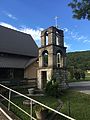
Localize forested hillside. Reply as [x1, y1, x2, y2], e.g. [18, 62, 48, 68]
[66, 51, 90, 70]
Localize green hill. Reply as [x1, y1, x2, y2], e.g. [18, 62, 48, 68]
[66, 50, 90, 70]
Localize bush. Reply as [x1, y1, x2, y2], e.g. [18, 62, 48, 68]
[74, 69, 86, 80]
[45, 80, 60, 98]
[80, 71, 85, 80]
[74, 71, 80, 80]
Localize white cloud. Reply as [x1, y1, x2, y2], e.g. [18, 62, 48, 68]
[0, 22, 43, 46]
[0, 22, 17, 30]
[3, 11, 17, 20]
[20, 27, 44, 40]
[7, 13, 17, 20]
[0, 22, 72, 50]
[64, 42, 72, 52]
[83, 40, 90, 43]
[64, 28, 90, 44]
[1, 22, 89, 51]
[63, 28, 69, 33]
[78, 36, 87, 40]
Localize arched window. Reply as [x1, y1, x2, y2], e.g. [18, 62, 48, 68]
[42, 50, 48, 67]
[56, 35, 59, 45]
[57, 53, 61, 67]
[56, 31, 59, 45]
[45, 31, 48, 45]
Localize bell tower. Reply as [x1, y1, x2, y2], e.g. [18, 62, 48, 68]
[37, 26, 67, 89]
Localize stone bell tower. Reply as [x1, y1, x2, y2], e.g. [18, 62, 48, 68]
[37, 26, 67, 89]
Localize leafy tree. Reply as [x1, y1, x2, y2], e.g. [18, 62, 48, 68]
[67, 51, 90, 70]
[68, 0, 90, 20]
[74, 71, 81, 80]
[68, 66, 75, 80]
[80, 71, 85, 80]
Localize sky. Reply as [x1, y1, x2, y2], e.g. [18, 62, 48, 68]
[0, 0, 90, 52]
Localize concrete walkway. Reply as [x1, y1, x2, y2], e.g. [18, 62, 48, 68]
[69, 81, 90, 94]
[0, 108, 12, 120]
[0, 111, 8, 120]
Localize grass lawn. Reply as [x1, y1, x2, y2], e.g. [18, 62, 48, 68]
[68, 76, 90, 83]
[60, 90, 90, 120]
[2, 95, 59, 120]
[2, 90, 90, 120]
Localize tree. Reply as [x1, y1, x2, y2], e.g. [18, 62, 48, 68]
[67, 51, 90, 70]
[68, 66, 75, 80]
[74, 71, 81, 80]
[68, 0, 90, 20]
[80, 71, 85, 80]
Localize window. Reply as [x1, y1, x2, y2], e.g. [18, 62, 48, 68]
[56, 35, 59, 45]
[45, 31, 48, 45]
[57, 53, 61, 68]
[46, 36, 48, 45]
[42, 51, 48, 67]
[56, 31, 59, 45]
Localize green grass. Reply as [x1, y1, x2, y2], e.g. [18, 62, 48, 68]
[86, 72, 90, 76]
[2, 90, 90, 120]
[2, 96, 59, 120]
[60, 90, 90, 120]
[85, 76, 90, 81]
[31, 96, 59, 108]
[68, 76, 90, 82]
[2, 97, 31, 120]
[85, 72, 90, 81]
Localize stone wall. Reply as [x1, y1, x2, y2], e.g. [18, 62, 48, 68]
[24, 61, 38, 79]
[37, 68, 52, 89]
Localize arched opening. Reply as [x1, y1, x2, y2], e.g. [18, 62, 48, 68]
[56, 35, 59, 45]
[56, 31, 59, 45]
[57, 53, 61, 67]
[57, 51, 63, 68]
[45, 31, 48, 45]
[42, 50, 48, 67]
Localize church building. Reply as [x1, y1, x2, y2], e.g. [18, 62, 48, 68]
[0, 25, 67, 89]
[0, 25, 38, 85]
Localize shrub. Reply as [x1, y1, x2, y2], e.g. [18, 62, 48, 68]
[80, 71, 85, 80]
[74, 71, 80, 80]
[45, 80, 59, 98]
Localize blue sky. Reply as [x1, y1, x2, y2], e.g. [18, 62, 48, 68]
[0, 0, 90, 52]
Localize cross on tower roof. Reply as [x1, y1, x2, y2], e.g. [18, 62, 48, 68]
[54, 16, 59, 28]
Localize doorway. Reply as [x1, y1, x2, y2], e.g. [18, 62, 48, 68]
[41, 71, 47, 88]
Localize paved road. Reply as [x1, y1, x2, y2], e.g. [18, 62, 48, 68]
[69, 81, 90, 88]
[69, 81, 90, 94]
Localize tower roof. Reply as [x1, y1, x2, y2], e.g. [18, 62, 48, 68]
[41, 26, 63, 37]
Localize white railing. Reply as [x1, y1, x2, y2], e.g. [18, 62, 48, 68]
[0, 84, 75, 120]
[0, 107, 13, 120]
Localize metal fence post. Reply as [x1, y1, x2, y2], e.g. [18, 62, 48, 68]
[8, 90, 11, 111]
[0, 84, 75, 120]
[30, 100, 32, 120]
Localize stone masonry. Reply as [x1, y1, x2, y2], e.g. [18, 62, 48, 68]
[37, 26, 67, 89]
